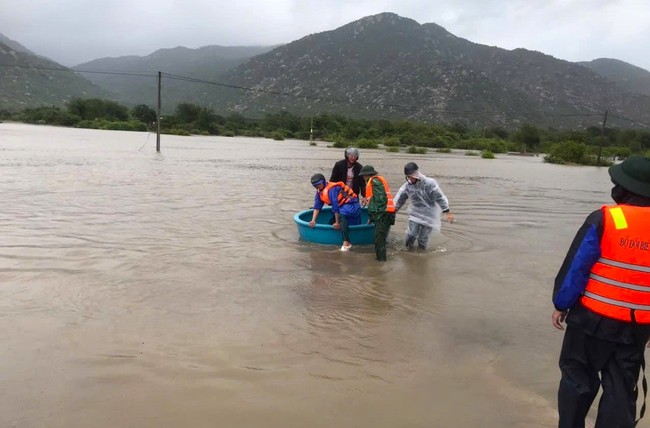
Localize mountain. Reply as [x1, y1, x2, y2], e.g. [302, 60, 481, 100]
[0, 40, 109, 111]
[579, 58, 650, 97]
[214, 13, 650, 128]
[0, 33, 37, 56]
[2, 14, 650, 128]
[74, 45, 275, 107]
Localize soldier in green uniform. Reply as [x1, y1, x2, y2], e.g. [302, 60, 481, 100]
[359, 165, 396, 261]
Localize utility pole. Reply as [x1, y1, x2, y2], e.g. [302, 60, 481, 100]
[156, 71, 162, 152]
[310, 116, 314, 142]
[597, 110, 608, 165]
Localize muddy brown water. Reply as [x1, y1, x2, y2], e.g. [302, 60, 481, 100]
[1, 123, 639, 427]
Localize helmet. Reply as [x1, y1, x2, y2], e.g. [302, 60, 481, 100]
[344, 147, 359, 160]
[608, 155, 650, 197]
[404, 162, 419, 176]
[310, 173, 326, 186]
[359, 165, 378, 176]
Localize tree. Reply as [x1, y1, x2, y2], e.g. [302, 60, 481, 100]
[196, 107, 216, 131]
[175, 103, 202, 123]
[67, 98, 129, 121]
[545, 140, 587, 164]
[512, 124, 541, 152]
[484, 126, 509, 140]
[449, 121, 469, 136]
[131, 104, 157, 124]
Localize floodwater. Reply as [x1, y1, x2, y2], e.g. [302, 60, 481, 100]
[0, 123, 641, 427]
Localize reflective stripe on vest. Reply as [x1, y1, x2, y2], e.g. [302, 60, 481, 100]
[365, 175, 395, 213]
[319, 181, 357, 206]
[580, 204, 650, 323]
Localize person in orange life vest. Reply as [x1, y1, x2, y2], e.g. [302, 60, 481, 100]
[309, 173, 361, 252]
[552, 155, 650, 428]
[359, 165, 395, 261]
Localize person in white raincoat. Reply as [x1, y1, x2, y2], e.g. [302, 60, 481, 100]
[394, 162, 455, 250]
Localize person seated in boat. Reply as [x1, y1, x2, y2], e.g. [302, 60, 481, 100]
[359, 165, 396, 262]
[394, 162, 455, 250]
[330, 147, 366, 204]
[309, 173, 361, 252]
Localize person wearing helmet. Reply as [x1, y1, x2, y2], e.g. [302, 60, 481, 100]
[330, 147, 366, 203]
[309, 172, 361, 251]
[359, 165, 396, 261]
[393, 162, 455, 250]
[552, 155, 650, 428]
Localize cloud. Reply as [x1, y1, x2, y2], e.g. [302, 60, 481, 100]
[0, 0, 648, 70]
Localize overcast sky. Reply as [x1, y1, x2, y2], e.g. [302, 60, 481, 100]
[1, 0, 648, 70]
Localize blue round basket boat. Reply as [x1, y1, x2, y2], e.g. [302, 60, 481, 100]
[294, 207, 375, 245]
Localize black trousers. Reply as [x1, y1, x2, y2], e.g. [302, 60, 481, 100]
[558, 324, 644, 428]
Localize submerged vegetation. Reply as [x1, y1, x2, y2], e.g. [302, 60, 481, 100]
[545, 140, 613, 166]
[2, 98, 649, 165]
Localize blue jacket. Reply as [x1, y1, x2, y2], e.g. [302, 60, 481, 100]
[313, 184, 360, 216]
[553, 194, 650, 344]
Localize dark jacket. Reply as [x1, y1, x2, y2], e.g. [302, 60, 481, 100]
[553, 194, 650, 344]
[330, 159, 366, 197]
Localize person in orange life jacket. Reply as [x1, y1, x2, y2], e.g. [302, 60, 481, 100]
[309, 173, 361, 252]
[359, 165, 395, 261]
[552, 155, 650, 428]
[330, 147, 367, 205]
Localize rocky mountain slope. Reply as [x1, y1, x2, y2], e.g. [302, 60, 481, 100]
[0, 39, 108, 111]
[579, 58, 650, 97]
[216, 13, 650, 128]
[74, 45, 274, 107]
[2, 15, 649, 129]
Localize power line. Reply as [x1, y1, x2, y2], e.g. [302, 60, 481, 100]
[160, 72, 644, 122]
[608, 113, 650, 128]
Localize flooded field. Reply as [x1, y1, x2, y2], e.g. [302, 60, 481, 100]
[0, 123, 633, 427]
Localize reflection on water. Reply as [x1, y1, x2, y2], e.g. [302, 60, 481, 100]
[0, 123, 624, 427]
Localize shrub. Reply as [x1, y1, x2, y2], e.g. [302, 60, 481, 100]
[355, 138, 379, 149]
[386, 146, 399, 152]
[75, 120, 99, 129]
[381, 136, 400, 147]
[167, 128, 191, 136]
[545, 140, 587, 164]
[399, 132, 419, 146]
[67, 98, 129, 121]
[331, 137, 347, 148]
[484, 139, 510, 154]
[20, 107, 81, 126]
[481, 150, 495, 159]
[435, 147, 451, 153]
[407, 146, 427, 154]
